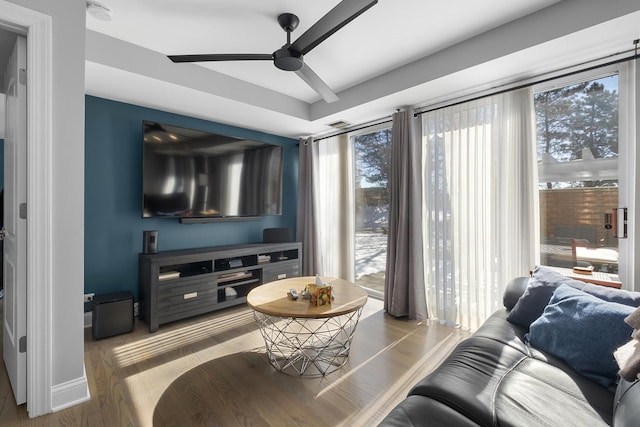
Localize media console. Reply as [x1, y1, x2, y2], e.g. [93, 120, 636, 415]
[139, 242, 301, 332]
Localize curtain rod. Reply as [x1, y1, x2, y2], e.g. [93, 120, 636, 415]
[414, 43, 639, 118]
[310, 42, 639, 141]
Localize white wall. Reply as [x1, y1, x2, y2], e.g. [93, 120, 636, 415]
[7, 0, 86, 410]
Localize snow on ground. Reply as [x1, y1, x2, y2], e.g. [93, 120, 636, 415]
[355, 232, 387, 279]
[356, 205, 388, 231]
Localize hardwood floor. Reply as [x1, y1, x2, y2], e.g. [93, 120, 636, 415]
[0, 298, 470, 426]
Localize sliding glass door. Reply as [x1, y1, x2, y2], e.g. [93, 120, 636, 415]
[535, 68, 620, 277]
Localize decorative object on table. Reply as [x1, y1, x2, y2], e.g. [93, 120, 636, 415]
[306, 275, 333, 306]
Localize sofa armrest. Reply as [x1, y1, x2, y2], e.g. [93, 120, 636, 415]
[503, 277, 530, 311]
[614, 379, 640, 427]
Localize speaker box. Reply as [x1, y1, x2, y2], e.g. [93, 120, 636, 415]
[143, 230, 158, 254]
[92, 291, 134, 340]
[263, 227, 291, 243]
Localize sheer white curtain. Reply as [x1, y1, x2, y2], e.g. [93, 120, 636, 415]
[422, 88, 538, 330]
[314, 134, 356, 280]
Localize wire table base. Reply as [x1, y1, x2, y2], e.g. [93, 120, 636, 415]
[253, 307, 364, 377]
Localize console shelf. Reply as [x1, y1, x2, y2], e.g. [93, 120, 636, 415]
[139, 242, 301, 332]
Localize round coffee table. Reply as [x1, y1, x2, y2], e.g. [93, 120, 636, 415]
[247, 276, 368, 377]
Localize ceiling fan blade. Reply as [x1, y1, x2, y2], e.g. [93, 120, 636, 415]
[295, 64, 339, 103]
[291, 0, 378, 55]
[168, 53, 273, 63]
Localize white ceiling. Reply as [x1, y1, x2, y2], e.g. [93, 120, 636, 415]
[84, 0, 640, 139]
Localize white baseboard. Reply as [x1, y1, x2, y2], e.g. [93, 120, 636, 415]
[83, 311, 92, 328]
[50, 366, 90, 412]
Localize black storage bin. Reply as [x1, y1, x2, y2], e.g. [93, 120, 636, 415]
[92, 291, 134, 340]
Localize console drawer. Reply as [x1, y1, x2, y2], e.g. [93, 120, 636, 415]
[158, 278, 217, 309]
[262, 261, 300, 283]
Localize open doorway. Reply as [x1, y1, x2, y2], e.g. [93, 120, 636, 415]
[0, 25, 23, 407]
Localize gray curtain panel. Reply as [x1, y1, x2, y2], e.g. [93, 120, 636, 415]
[384, 110, 428, 320]
[296, 136, 319, 275]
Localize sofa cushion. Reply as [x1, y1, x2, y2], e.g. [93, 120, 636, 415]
[495, 357, 613, 426]
[377, 395, 480, 427]
[408, 336, 527, 426]
[473, 309, 530, 355]
[507, 265, 640, 328]
[527, 285, 635, 387]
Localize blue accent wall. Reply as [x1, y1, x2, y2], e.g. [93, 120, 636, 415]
[84, 96, 298, 299]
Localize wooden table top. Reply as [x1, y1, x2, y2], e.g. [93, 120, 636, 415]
[247, 276, 368, 318]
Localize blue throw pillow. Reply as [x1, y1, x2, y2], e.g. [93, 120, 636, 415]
[507, 265, 640, 328]
[527, 285, 635, 387]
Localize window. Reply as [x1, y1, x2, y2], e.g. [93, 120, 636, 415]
[535, 72, 619, 274]
[352, 126, 392, 297]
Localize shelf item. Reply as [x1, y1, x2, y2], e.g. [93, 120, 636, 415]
[139, 242, 301, 332]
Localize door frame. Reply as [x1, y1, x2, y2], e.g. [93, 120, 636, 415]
[619, 60, 639, 292]
[0, 2, 52, 417]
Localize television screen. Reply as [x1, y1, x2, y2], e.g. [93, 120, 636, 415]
[142, 121, 283, 218]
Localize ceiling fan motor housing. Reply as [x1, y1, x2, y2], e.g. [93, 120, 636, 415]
[273, 47, 304, 71]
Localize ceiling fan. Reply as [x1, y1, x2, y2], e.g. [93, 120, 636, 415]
[167, 0, 378, 103]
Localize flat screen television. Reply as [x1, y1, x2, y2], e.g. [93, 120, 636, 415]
[142, 121, 283, 219]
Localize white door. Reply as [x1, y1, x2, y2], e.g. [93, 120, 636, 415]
[3, 34, 27, 405]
